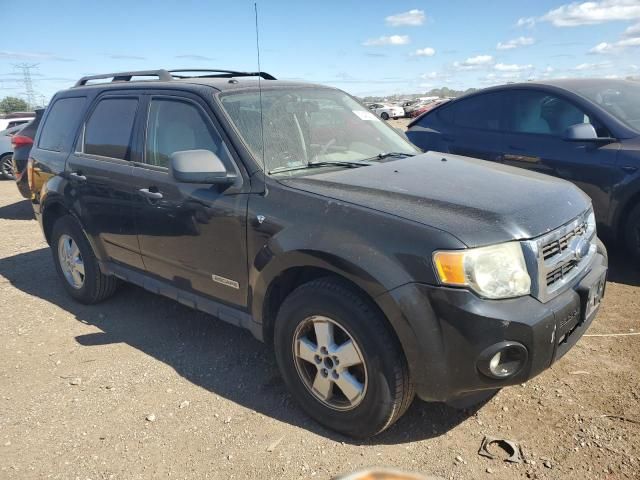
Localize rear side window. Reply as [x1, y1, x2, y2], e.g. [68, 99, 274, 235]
[447, 93, 502, 130]
[38, 97, 86, 152]
[84, 98, 138, 160]
[145, 98, 232, 168]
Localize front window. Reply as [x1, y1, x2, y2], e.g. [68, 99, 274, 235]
[572, 81, 640, 133]
[220, 87, 418, 176]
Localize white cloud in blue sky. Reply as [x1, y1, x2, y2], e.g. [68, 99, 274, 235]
[1, 0, 640, 99]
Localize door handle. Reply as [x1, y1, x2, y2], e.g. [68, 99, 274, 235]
[621, 165, 638, 174]
[139, 188, 163, 199]
[69, 171, 87, 181]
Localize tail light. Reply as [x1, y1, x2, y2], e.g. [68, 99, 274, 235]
[11, 135, 34, 148]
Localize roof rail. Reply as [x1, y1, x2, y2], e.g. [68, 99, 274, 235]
[74, 69, 173, 87]
[168, 69, 276, 80]
[74, 68, 276, 87]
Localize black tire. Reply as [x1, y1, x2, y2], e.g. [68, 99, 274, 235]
[0, 153, 15, 180]
[380, 112, 390, 120]
[274, 277, 414, 438]
[51, 215, 119, 304]
[624, 203, 640, 263]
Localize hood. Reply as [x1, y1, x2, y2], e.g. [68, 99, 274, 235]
[280, 152, 591, 247]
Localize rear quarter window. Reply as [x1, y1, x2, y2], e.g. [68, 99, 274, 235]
[38, 97, 87, 152]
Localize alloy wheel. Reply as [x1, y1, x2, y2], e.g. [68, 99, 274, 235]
[57, 234, 85, 289]
[292, 315, 368, 411]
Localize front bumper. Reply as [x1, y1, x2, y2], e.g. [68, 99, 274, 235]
[377, 252, 607, 402]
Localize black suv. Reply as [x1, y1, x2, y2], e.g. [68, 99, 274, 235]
[30, 69, 608, 438]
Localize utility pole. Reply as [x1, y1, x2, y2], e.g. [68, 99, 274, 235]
[13, 63, 39, 110]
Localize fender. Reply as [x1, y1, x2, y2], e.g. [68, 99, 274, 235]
[39, 177, 109, 263]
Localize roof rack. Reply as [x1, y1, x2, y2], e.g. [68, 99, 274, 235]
[74, 68, 276, 87]
[168, 69, 276, 80]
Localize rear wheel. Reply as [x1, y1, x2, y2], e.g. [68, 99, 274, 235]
[274, 277, 414, 438]
[51, 215, 119, 304]
[0, 154, 14, 180]
[381, 112, 390, 120]
[624, 204, 640, 263]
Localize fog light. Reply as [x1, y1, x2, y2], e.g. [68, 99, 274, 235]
[478, 342, 528, 380]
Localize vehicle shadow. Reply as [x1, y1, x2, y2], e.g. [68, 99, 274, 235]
[0, 247, 479, 445]
[606, 247, 640, 287]
[0, 198, 34, 220]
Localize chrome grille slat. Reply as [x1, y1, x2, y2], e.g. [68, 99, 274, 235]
[522, 209, 596, 303]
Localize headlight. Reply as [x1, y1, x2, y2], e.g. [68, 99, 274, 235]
[433, 242, 531, 299]
[586, 209, 596, 232]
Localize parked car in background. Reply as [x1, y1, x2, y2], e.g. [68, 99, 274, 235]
[406, 79, 640, 260]
[0, 124, 25, 180]
[11, 108, 44, 197]
[28, 69, 607, 438]
[367, 103, 404, 120]
[0, 111, 35, 131]
[409, 98, 450, 118]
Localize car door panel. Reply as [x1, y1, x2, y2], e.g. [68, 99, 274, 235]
[501, 89, 618, 224]
[65, 94, 144, 269]
[133, 92, 249, 307]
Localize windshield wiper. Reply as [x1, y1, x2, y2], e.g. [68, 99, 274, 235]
[366, 152, 416, 162]
[269, 160, 372, 175]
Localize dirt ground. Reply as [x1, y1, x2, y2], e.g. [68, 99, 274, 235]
[0, 176, 638, 480]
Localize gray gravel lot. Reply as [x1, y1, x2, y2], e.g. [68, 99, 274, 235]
[0, 178, 638, 480]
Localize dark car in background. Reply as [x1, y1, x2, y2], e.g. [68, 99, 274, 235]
[11, 108, 44, 197]
[406, 79, 640, 260]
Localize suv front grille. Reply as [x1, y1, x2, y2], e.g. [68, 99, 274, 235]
[522, 210, 596, 303]
[541, 222, 587, 261]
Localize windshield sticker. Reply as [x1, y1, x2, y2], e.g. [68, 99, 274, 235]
[352, 110, 379, 121]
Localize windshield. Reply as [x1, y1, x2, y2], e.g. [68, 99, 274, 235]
[219, 87, 419, 175]
[574, 82, 640, 133]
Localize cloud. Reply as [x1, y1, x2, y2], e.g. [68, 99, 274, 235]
[494, 63, 534, 72]
[362, 35, 410, 46]
[364, 52, 388, 58]
[412, 47, 436, 57]
[385, 9, 426, 27]
[573, 61, 611, 70]
[516, 17, 537, 28]
[542, 0, 640, 27]
[108, 54, 146, 60]
[497, 36, 535, 50]
[0, 51, 74, 62]
[590, 34, 640, 53]
[175, 54, 215, 61]
[623, 22, 640, 37]
[453, 55, 494, 70]
[421, 71, 452, 81]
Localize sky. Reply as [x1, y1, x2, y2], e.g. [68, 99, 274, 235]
[1, 0, 640, 102]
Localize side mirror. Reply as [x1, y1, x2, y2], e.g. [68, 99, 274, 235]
[563, 123, 616, 143]
[170, 149, 235, 184]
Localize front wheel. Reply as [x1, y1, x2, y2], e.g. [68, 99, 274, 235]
[274, 277, 414, 438]
[0, 154, 15, 180]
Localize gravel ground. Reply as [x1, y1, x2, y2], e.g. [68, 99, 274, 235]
[0, 176, 638, 480]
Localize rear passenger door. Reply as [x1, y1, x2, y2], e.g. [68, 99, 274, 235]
[66, 93, 145, 269]
[410, 93, 505, 161]
[132, 92, 249, 307]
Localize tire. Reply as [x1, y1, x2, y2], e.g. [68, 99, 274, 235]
[51, 215, 119, 304]
[0, 154, 15, 180]
[380, 112, 389, 120]
[624, 203, 640, 263]
[274, 277, 414, 438]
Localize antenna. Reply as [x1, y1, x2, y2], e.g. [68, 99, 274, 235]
[254, 2, 267, 192]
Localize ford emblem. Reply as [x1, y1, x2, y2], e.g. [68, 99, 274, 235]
[569, 236, 590, 261]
